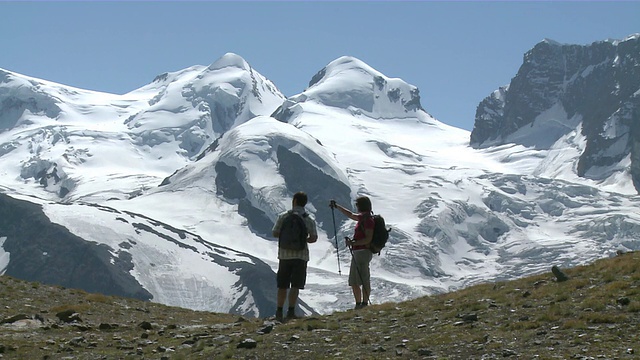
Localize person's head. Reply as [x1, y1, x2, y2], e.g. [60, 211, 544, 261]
[355, 196, 372, 213]
[293, 191, 308, 207]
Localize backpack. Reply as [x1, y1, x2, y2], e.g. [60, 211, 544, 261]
[278, 211, 308, 251]
[363, 214, 391, 255]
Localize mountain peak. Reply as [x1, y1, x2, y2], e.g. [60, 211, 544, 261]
[307, 55, 380, 89]
[208, 53, 251, 71]
[326, 55, 379, 74]
[541, 38, 563, 47]
[281, 55, 425, 118]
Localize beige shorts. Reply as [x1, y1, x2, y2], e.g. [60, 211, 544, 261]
[348, 249, 373, 288]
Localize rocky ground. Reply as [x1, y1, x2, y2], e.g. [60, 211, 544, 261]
[1, 251, 638, 359]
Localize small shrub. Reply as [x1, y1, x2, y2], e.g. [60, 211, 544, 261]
[580, 298, 606, 311]
[85, 293, 110, 303]
[603, 280, 629, 293]
[50, 303, 90, 313]
[579, 312, 627, 324]
[562, 318, 587, 329]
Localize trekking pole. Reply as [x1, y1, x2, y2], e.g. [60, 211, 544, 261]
[330, 205, 342, 275]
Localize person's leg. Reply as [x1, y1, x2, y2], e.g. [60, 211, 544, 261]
[277, 288, 287, 307]
[348, 255, 362, 306]
[360, 251, 373, 305]
[351, 284, 362, 304]
[276, 260, 292, 321]
[287, 287, 299, 318]
[351, 250, 372, 307]
[287, 287, 299, 306]
[287, 260, 307, 319]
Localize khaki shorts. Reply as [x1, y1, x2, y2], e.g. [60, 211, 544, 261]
[348, 249, 372, 289]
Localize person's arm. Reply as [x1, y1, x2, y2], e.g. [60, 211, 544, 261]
[331, 202, 359, 221]
[307, 233, 318, 243]
[306, 217, 318, 243]
[272, 214, 283, 238]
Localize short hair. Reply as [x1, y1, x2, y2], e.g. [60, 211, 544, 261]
[355, 196, 372, 212]
[293, 191, 308, 206]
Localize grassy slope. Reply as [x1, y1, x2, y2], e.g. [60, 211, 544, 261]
[1, 251, 638, 359]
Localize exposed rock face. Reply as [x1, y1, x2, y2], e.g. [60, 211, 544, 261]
[471, 35, 640, 191]
[0, 193, 152, 300]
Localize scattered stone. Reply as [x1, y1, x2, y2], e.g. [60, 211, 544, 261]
[396, 349, 403, 356]
[522, 290, 532, 298]
[237, 338, 257, 349]
[138, 321, 153, 330]
[98, 323, 114, 330]
[617, 297, 630, 306]
[289, 335, 300, 342]
[551, 265, 569, 282]
[627, 348, 634, 354]
[417, 348, 434, 356]
[502, 349, 518, 357]
[533, 280, 548, 287]
[55, 310, 81, 323]
[68, 336, 85, 347]
[372, 345, 386, 352]
[1, 314, 30, 324]
[458, 313, 478, 323]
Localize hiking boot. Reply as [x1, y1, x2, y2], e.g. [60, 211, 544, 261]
[275, 309, 284, 322]
[354, 302, 369, 310]
[286, 312, 299, 321]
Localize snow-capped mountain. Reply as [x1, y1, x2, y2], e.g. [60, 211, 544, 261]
[471, 34, 640, 192]
[1, 37, 640, 318]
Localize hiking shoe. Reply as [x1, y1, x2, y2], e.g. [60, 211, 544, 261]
[354, 302, 369, 310]
[286, 312, 299, 321]
[275, 309, 284, 323]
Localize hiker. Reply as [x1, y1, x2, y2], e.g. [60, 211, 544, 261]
[329, 196, 374, 309]
[272, 191, 318, 322]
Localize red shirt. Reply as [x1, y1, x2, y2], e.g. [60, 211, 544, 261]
[352, 213, 375, 250]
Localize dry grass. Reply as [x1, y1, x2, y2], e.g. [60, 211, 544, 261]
[1, 251, 639, 359]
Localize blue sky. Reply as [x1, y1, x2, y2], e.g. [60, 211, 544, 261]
[1, 1, 638, 131]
